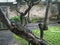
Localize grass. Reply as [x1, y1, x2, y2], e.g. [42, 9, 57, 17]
[14, 25, 60, 45]
[31, 18, 44, 23]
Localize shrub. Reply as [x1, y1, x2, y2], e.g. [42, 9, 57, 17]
[10, 16, 20, 22]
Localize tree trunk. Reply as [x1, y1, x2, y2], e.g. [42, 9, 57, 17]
[57, 2, 60, 20]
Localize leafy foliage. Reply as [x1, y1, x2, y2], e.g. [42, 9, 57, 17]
[10, 16, 20, 22]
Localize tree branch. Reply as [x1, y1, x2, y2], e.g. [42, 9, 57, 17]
[19, 0, 41, 24]
[16, 9, 23, 14]
[32, 0, 41, 6]
[0, 8, 47, 45]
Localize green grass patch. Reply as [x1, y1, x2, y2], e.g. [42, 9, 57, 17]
[14, 25, 60, 45]
[14, 35, 28, 45]
[31, 18, 44, 23]
[10, 16, 20, 22]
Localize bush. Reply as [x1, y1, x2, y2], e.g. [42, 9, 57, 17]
[10, 16, 20, 22]
[10, 16, 28, 24]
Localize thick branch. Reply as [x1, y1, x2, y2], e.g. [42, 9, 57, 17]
[43, 0, 51, 30]
[16, 0, 41, 24]
[10, 22, 47, 45]
[11, 22, 41, 45]
[20, 5, 33, 24]
[0, 8, 11, 28]
[16, 9, 23, 14]
[0, 8, 47, 45]
[16, 0, 41, 16]
[32, 0, 41, 6]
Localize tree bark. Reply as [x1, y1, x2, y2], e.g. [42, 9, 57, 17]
[0, 7, 47, 45]
[57, 2, 60, 19]
[11, 22, 40, 45]
[10, 22, 47, 45]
